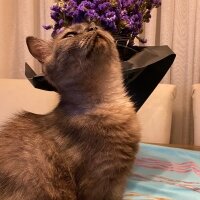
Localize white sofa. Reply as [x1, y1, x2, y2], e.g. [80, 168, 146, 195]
[0, 79, 176, 144]
[192, 84, 200, 146]
[0, 79, 59, 124]
[138, 84, 176, 144]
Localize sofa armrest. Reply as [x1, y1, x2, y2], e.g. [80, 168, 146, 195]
[138, 84, 176, 144]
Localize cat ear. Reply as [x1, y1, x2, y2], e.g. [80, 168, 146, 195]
[26, 36, 52, 63]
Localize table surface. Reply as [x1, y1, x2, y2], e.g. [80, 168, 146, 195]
[149, 143, 200, 151]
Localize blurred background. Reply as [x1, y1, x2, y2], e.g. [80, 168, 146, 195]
[0, 0, 53, 77]
[0, 0, 200, 145]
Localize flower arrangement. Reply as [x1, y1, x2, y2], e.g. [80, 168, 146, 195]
[44, 0, 161, 44]
[28, 0, 175, 111]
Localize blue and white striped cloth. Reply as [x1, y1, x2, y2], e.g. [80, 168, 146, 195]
[124, 143, 200, 200]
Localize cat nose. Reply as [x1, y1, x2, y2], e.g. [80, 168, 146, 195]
[88, 22, 98, 32]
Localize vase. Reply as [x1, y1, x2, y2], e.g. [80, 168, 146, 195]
[116, 43, 176, 111]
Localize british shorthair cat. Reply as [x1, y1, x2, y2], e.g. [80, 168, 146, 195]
[0, 23, 140, 200]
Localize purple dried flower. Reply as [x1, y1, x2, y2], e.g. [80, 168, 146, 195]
[78, 1, 95, 12]
[50, 11, 60, 21]
[44, 0, 162, 43]
[42, 25, 53, 30]
[93, 0, 105, 4]
[143, 10, 152, 22]
[140, 38, 147, 43]
[56, 27, 65, 34]
[97, 2, 112, 11]
[100, 11, 116, 25]
[63, 0, 78, 15]
[120, 9, 128, 16]
[121, 0, 136, 9]
[59, 19, 64, 26]
[105, 11, 117, 21]
[151, 0, 161, 7]
[50, 4, 61, 12]
[119, 15, 133, 33]
[85, 9, 100, 22]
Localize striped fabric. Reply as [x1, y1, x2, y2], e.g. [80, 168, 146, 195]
[124, 143, 200, 200]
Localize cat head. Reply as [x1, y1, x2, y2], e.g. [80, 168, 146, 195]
[26, 23, 120, 92]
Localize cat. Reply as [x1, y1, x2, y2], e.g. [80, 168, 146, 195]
[0, 22, 140, 200]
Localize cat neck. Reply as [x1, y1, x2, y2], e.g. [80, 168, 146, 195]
[56, 70, 128, 115]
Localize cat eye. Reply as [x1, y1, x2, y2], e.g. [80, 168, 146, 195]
[62, 31, 77, 39]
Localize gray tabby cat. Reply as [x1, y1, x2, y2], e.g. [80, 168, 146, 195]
[0, 23, 140, 200]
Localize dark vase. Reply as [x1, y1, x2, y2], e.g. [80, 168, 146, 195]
[116, 43, 176, 111]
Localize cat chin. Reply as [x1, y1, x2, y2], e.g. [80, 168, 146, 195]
[84, 37, 112, 60]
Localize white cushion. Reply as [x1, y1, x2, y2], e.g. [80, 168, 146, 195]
[192, 84, 200, 146]
[0, 79, 59, 126]
[138, 84, 176, 144]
